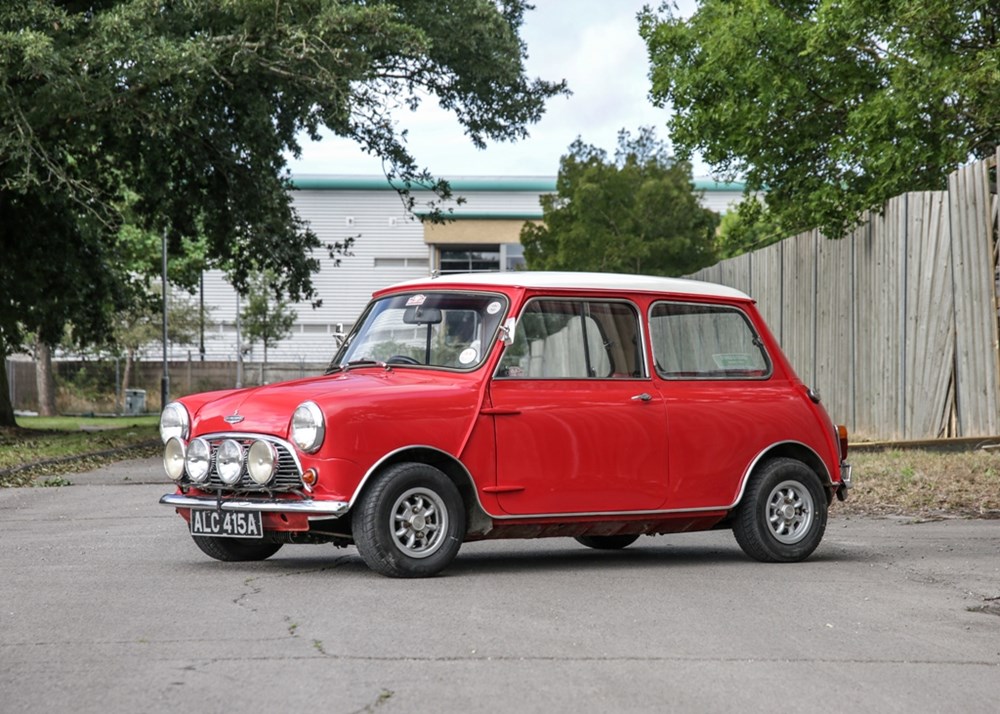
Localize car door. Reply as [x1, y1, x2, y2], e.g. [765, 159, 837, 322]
[488, 297, 669, 515]
[647, 300, 786, 509]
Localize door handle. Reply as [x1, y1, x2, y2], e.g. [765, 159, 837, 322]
[631, 393, 652, 402]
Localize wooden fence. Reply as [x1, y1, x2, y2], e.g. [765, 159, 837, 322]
[689, 153, 1000, 441]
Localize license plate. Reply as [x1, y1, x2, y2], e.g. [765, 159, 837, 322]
[189, 509, 263, 539]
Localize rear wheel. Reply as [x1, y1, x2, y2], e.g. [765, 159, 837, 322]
[733, 457, 827, 562]
[191, 535, 283, 562]
[352, 462, 466, 578]
[574, 534, 640, 550]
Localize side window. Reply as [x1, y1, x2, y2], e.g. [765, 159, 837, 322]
[649, 302, 771, 380]
[497, 300, 644, 379]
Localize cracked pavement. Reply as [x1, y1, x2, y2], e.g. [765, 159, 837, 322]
[1, 458, 999, 713]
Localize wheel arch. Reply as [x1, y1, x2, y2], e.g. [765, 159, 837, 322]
[351, 446, 493, 537]
[738, 442, 835, 506]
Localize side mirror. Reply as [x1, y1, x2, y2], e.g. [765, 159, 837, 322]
[499, 317, 516, 346]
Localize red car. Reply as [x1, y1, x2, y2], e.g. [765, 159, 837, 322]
[160, 272, 851, 577]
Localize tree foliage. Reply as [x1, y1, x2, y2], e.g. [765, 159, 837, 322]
[113, 286, 208, 393]
[715, 200, 785, 259]
[521, 128, 719, 276]
[640, 0, 1000, 238]
[0, 0, 565, 425]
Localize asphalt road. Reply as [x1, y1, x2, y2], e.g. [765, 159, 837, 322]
[1, 458, 999, 714]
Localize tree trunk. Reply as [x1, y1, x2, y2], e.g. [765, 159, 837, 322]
[122, 349, 134, 394]
[0, 335, 17, 428]
[35, 340, 57, 416]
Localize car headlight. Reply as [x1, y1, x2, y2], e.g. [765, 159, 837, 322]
[290, 401, 325, 453]
[163, 437, 186, 482]
[247, 440, 278, 486]
[185, 437, 211, 484]
[159, 402, 190, 444]
[217, 439, 244, 485]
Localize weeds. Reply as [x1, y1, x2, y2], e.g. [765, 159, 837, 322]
[841, 448, 1000, 518]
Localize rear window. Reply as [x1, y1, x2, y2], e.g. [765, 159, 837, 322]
[649, 302, 770, 380]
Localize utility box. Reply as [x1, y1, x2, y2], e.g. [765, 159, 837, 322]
[124, 389, 146, 416]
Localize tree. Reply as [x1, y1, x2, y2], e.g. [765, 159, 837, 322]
[112, 287, 208, 396]
[521, 128, 719, 276]
[715, 200, 785, 260]
[0, 1, 565, 426]
[34, 340, 57, 417]
[240, 271, 297, 384]
[640, 0, 1000, 239]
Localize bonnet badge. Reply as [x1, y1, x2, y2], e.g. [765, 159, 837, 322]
[224, 412, 245, 424]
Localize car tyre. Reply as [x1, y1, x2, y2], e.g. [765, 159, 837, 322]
[191, 535, 283, 562]
[733, 457, 827, 562]
[352, 462, 465, 578]
[574, 534, 640, 550]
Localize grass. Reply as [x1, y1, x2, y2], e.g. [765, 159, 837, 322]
[839, 447, 1000, 519]
[0, 415, 160, 487]
[2, 416, 999, 520]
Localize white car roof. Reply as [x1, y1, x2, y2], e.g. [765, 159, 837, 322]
[385, 271, 751, 301]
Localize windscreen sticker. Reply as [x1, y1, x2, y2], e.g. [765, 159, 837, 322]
[486, 301, 503, 315]
[712, 353, 757, 369]
[459, 348, 479, 365]
[406, 294, 427, 306]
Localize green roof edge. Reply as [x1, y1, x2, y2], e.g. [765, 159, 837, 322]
[290, 175, 746, 193]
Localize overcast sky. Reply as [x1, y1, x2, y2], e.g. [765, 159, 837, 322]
[285, 0, 704, 178]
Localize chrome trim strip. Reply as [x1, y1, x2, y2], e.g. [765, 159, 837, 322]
[160, 493, 349, 516]
[486, 504, 732, 520]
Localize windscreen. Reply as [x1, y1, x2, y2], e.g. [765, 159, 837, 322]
[330, 292, 509, 371]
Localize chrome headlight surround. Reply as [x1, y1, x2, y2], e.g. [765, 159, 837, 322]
[216, 439, 244, 485]
[247, 440, 279, 486]
[163, 437, 186, 482]
[159, 402, 190, 444]
[184, 437, 211, 484]
[290, 401, 325, 453]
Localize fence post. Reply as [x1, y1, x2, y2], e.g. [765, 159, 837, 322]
[6, 358, 13, 412]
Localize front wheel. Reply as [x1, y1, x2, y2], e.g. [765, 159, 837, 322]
[733, 458, 828, 562]
[191, 535, 283, 562]
[352, 463, 466, 578]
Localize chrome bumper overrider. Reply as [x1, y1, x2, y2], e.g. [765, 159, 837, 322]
[159, 493, 349, 517]
[841, 462, 853, 488]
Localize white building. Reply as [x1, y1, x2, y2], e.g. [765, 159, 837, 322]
[192, 175, 745, 364]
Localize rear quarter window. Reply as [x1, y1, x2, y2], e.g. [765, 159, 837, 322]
[649, 302, 771, 380]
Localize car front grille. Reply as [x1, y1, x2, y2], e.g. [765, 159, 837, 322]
[195, 435, 303, 492]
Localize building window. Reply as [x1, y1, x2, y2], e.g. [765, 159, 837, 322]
[439, 247, 500, 273]
[502, 243, 525, 271]
[374, 257, 430, 269]
[438, 244, 523, 274]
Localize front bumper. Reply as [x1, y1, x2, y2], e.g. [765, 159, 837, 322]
[159, 493, 349, 517]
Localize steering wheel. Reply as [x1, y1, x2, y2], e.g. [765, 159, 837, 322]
[386, 354, 420, 365]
